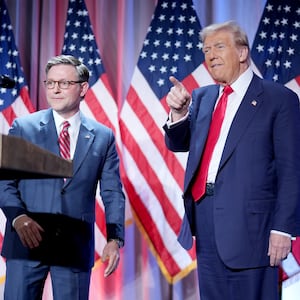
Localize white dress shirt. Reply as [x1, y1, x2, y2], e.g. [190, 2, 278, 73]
[166, 68, 292, 239]
[53, 110, 81, 160]
[207, 68, 253, 182]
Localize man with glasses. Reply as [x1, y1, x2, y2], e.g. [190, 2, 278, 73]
[0, 55, 125, 299]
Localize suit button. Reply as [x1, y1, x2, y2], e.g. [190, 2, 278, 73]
[55, 228, 62, 237]
[61, 189, 65, 195]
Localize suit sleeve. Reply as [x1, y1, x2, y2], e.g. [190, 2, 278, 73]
[272, 87, 300, 236]
[0, 120, 28, 224]
[99, 130, 125, 242]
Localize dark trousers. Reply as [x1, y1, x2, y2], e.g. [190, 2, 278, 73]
[5, 259, 91, 300]
[194, 194, 279, 300]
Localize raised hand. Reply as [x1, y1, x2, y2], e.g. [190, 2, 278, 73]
[166, 76, 191, 121]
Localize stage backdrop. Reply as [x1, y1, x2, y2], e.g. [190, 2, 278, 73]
[1, 0, 299, 299]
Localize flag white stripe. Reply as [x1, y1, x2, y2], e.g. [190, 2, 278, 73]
[282, 253, 300, 277]
[90, 79, 119, 129]
[80, 96, 133, 223]
[129, 68, 168, 133]
[129, 69, 189, 169]
[10, 93, 32, 117]
[81, 86, 122, 149]
[191, 64, 215, 87]
[0, 114, 11, 133]
[0, 95, 33, 133]
[94, 225, 106, 257]
[285, 79, 300, 99]
[121, 101, 184, 215]
[122, 146, 194, 268]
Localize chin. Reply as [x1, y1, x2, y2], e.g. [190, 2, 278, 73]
[211, 74, 225, 83]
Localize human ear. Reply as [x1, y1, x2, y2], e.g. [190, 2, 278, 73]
[80, 81, 89, 97]
[238, 46, 249, 63]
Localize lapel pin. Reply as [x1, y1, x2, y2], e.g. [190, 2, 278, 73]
[85, 134, 91, 139]
[251, 100, 257, 106]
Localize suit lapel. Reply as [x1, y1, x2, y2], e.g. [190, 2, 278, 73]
[185, 86, 219, 190]
[39, 109, 60, 156]
[40, 110, 95, 184]
[71, 118, 95, 178]
[218, 76, 263, 170]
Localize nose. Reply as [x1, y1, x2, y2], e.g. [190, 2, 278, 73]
[206, 49, 216, 61]
[53, 82, 61, 92]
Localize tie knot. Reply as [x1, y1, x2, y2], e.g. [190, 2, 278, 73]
[223, 85, 233, 96]
[61, 121, 70, 131]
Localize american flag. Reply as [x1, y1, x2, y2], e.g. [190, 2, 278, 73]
[251, 0, 300, 89]
[0, 0, 34, 134]
[251, 0, 300, 284]
[61, 0, 124, 261]
[0, 0, 35, 285]
[120, 0, 214, 282]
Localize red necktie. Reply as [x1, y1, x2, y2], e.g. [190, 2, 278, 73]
[191, 85, 233, 201]
[59, 121, 70, 160]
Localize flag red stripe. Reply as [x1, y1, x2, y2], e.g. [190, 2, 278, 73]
[118, 153, 186, 277]
[20, 87, 35, 113]
[160, 95, 169, 113]
[126, 85, 185, 188]
[119, 118, 182, 232]
[160, 73, 203, 115]
[182, 74, 202, 94]
[121, 171, 182, 276]
[1, 88, 35, 127]
[95, 201, 106, 240]
[292, 238, 300, 264]
[85, 89, 113, 130]
[100, 73, 115, 104]
[0, 233, 3, 253]
[133, 199, 182, 276]
[94, 200, 105, 261]
[1, 105, 17, 127]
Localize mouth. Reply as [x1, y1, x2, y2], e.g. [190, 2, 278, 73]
[210, 63, 222, 69]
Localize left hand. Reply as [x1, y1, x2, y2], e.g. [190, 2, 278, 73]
[14, 215, 44, 249]
[268, 232, 291, 266]
[101, 240, 120, 277]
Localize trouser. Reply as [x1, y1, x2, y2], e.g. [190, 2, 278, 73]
[5, 259, 91, 300]
[194, 194, 279, 300]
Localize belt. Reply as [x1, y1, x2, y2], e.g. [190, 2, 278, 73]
[205, 183, 215, 196]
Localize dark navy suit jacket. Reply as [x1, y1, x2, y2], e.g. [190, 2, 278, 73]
[164, 74, 300, 269]
[0, 108, 125, 270]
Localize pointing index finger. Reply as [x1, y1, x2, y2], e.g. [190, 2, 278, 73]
[169, 76, 181, 87]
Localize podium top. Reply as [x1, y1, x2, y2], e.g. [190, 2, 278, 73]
[0, 134, 73, 180]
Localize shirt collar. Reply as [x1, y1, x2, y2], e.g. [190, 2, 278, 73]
[52, 110, 81, 133]
[219, 67, 253, 97]
[231, 67, 253, 97]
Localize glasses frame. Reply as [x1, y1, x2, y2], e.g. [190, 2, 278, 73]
[43, 80, 84, 89]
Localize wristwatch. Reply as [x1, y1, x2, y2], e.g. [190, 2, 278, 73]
[109, 238, 124, 248]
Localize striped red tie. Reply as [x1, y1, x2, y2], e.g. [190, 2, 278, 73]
[59, 121, 70, 160]
[191, 85, 233, 201]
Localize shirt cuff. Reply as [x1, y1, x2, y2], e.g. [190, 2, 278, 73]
[271, 229, 296, 240]
[12, 214, 26, 228]
[166, 111, 189, 128]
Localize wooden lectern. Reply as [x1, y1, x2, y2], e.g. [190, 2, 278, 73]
[0, 134, 72, 179]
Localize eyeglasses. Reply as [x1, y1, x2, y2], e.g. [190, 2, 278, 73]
[43, 80, 84, 89]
